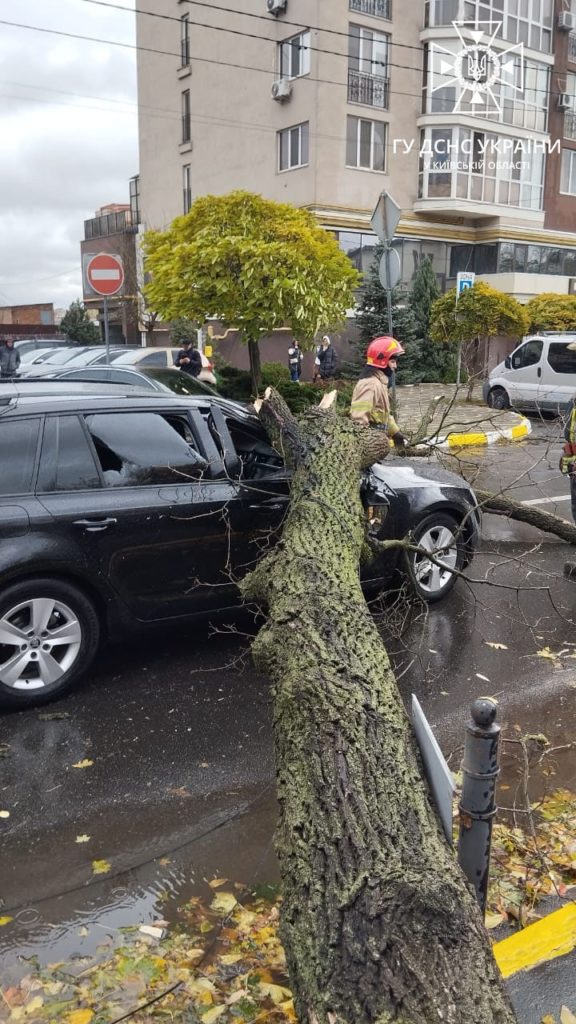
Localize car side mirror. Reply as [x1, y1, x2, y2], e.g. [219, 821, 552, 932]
[504, 356, 511, 369]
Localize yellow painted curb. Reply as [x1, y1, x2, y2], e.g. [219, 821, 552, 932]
[493, 903, 576, 979]
[447, 432, 489, 448]
[511, 421, 530, 439]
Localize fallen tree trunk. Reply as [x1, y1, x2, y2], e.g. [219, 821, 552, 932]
[240, 391, 516, 1024]
[475, 488, 576, 544]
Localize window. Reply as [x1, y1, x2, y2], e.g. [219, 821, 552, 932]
[346, 116, 386, 171]
[0, 418, 40, 495]
[561, 149, 576, 195]
[547, 344, 576, 375]
[180, 14, 190, 66]
[278, 123, 309, 171]
[279, 30, 310, 79]
[511, 340, 543, 369]
[183, 164, 192, 214]
[129, 175, 140, 225]
[37, 416, 101, 492]
[426, 0, 553, 51]
[181, 89, 191, 144]
[85, 413, 207, 487]
[349, 0, 392, 19]
[348, 24, 390, 109]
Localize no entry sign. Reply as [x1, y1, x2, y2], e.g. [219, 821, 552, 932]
[85, 252, 124, 297]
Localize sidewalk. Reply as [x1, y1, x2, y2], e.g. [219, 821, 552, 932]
[396, 383, 531, 449]
[494, 902, 576, 1022]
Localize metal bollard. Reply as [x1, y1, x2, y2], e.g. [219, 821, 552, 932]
[457, 697, 501, 912]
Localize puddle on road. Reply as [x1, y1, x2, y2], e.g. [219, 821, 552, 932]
[0, 788, 280, 986]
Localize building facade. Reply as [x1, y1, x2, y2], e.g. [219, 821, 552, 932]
[135, 0, 576, 304]
[80, 189, 141, 346]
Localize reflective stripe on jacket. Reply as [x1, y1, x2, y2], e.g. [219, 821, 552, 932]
[350, 370, 399, 435]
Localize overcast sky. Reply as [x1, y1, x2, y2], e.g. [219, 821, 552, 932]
[0, 0, 137, 311]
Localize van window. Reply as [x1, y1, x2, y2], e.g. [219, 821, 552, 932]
[511, 340, 543, 369]
[547, 344, 576, 375]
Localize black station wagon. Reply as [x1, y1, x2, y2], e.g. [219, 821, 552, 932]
[0, 383, 480, 709]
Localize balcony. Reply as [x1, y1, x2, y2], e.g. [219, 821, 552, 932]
[84, 209, 137, 240]
[565, 110, 576, 141]
[349, 0, 392, 19]
[569, 32, 576, 62]
[348, 68, 389, 110]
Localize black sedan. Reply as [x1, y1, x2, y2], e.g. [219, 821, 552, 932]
[0, 384, 479, 708]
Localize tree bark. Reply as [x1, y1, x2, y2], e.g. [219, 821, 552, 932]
[248, 336, 262, 396]
[240, 391, 516, 1024]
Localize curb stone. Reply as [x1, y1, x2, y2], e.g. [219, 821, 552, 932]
[430, 415, 532, 450]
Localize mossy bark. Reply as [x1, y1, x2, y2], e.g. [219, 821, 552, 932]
[240, 391, 517, 1024]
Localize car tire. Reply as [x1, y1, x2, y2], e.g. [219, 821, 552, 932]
[0, 579, 100, 710]
[405, 513, 465, 603]
[487, 387, 509, 411]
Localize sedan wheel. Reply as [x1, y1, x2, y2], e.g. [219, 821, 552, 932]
[406, 514, 464, 603]
[0, 580, 99, 709]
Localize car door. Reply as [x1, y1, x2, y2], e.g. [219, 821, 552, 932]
[503, 339, 543, 409]
[538, 341, 576, 411]
[36, 408, 239, 622]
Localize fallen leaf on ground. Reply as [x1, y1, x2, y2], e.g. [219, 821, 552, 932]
[91, 859, 111, 875]
[202, 1007, 226, 1024]
[210, 892, 237, 915]
[561, 1008, 576, 1024]
[208, 878, 227, 888]
[66, 1010, 94, 1024]
[536, 647, 560, 662]
[71, 760, 93, 769]
[484, 912, 505, 929]
[0, 915, 13, 926]
[75, 835, 90, 844]
[0, 810, 10, 818]
[485, 642, 509, 650]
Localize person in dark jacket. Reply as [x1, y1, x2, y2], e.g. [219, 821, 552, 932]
[288, 340, 303, 382]
[313, 335, 337, 381]
[174, 338, 202, 377]
[0, 339, 20, 378]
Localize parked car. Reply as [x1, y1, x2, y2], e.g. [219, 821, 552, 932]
[483, 334, 576, 413]
[110, 347, 217, 385]
[12, 340, 74, 357]
[19, 347, 134, 378]
[38, 365, 218, 398]
[0, 383, 480, 709]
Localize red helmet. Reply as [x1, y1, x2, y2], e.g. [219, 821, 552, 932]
[366, 336, 405, 368]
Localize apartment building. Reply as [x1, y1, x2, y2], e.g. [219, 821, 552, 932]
[136, 0, 576, 300]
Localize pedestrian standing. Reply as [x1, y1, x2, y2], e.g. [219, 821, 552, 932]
[350, 336, 407, 448]
[313, 335, 337, 382]
[0, 338, 21, 379]
[174, 338, 202, 377]
[288, 340, 303, 382]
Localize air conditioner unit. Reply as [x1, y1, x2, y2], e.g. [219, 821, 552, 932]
[558, 92, 573, 109]
[558, 10, 576, 30]
[271, 78, 293, 101]
[267, 0, 287, 14]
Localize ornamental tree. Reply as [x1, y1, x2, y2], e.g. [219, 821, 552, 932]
[526, 292, 576, 333]
[430, 281, 529, 345]
[143, 191, 360, 392]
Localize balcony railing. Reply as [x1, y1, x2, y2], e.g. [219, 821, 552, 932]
[565, 110, 576, 141]
[349, 0, 391, 19]
[348, 68, 389, 109]
[84, 209, 137, 240]
[569, 32, 576, 62]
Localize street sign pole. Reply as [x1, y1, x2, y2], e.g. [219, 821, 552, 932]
[103, 296, 110, 362]
[455, 272, 475, 387]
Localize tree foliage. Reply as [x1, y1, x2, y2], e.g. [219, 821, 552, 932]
[60, 300, 100, 345]
[410, 256, 440, 339]
[170, 316, 199, 345]
[143, 191, 359, 389]
[525, 292, 576, 333]
[430, 281, 529, 344]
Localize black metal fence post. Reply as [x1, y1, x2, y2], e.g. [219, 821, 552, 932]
[457, 697, 501, 912]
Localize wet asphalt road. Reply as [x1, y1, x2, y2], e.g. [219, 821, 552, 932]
[1, 418, 576, 978]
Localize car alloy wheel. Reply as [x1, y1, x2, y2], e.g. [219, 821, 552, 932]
[0, 580, 99, 709]
[406, 513, 464, 603]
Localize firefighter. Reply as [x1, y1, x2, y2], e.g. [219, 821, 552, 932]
[350, 336, 407, 448]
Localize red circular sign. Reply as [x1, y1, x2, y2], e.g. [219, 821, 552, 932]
[86, 252, 125, 297]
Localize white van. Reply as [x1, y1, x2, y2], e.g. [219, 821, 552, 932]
[483, 334, 576, 413]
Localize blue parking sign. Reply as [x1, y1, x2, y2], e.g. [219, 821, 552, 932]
[457, 272, 475, 297]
